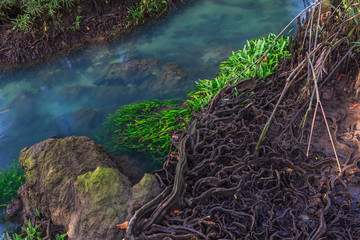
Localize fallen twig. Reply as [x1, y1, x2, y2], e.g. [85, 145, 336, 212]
[306, 52, 341, 174]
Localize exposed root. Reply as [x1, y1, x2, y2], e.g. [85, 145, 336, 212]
[125, 1, 360, 239]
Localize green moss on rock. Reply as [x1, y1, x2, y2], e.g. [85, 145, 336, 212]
[132, 173, 158, 200]
[19, 150, 38, 186]
[45, 164, 66, 186]
[16, 136, 143, 239]
[77, 167, 122, 203]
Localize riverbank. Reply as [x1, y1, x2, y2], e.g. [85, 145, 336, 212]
[0, 0, 185, 71]
[124, 1, 360, 238]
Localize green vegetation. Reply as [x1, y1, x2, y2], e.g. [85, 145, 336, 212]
[187, 33, 291, 110]
[0, 0, 169, 33]
[340, 0, 360, 24]
[100, 99, 188, 161]
[0, 0, 76, 32]
[100, 33, 291, 161]
[4, 220, 41, 240]
[0, 163, 25, 239]
[126, 0, 168, 24]
[0, 0, 110, 33]
[0, 163, 25, 208]
[2, 219, 67, 240]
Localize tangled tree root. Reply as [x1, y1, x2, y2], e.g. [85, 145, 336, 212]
[125, 72, 360, 239]
[125, 1, 360, 239]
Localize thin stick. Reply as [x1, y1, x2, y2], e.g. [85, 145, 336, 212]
[300, 87, 316, 144]
[281, 43, 357, 137]
[322, 43, 357, 84]
[319, 101, 342, 173]
[306, 53, 341, 174]
[308, 4, 315, 81]
[339, 0, 355, 20]
[313, 1, 322, 57]
[306, 100, 318, 156]
[326, 0, 346, 23]
[301, 10, 312, 50]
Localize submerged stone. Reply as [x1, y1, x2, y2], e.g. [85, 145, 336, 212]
[94, 59, 162, 86]
[94, 58, 191, 99]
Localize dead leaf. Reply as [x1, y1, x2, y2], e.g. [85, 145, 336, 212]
[117, 221, 128, 229]
[350, 103, 360, 109]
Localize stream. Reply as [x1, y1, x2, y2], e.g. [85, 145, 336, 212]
[0, 0, 309, 173]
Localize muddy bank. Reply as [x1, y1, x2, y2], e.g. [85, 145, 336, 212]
[124, 2, 360, 238]
[0, 0, 187, 72]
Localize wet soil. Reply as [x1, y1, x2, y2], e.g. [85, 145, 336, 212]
[0, 0, 186, 71]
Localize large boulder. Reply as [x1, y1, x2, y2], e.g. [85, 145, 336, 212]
[9, 136, 161, 240]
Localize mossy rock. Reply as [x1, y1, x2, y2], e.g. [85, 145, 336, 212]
[14, 136, 161, 240]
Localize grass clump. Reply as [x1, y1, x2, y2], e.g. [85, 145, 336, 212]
[0, 163, 26, 240]
[101, 33, 291, 162]
[0, 163, 25, 208]
[0, 0, 76, 33]
[100, 99, 189, 161]
[0, 164, 66, 240]
[340, 0, 360, 24]
[126, 0, 168, 25]
[187, 33, 291, 109]
[2, 219, 67, 240]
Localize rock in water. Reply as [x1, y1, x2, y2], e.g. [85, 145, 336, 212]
[94, 59, 162, 86]
[11, 136, 161, 240]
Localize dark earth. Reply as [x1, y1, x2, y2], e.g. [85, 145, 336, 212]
[0, 0, 185, 71]
[123, 4, 360, 239]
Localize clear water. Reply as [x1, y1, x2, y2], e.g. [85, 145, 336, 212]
[0, 0, 309, 169]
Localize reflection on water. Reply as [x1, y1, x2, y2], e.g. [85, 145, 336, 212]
[0, 0, 307, 169]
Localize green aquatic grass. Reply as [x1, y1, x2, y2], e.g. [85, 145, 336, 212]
[100, 99, 190, 161]
[0, 163, 25, 208]
[101, 33, 291, 162]
[187, 33, 291, 110]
